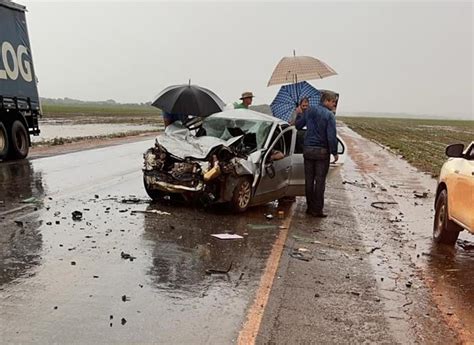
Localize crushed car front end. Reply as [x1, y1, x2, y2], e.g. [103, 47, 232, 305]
[142, 124, 264, 208]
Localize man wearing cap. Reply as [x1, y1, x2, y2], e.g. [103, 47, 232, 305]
[234, 92, 254, 109]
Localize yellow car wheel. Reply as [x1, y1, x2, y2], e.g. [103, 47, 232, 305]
[433, 189, 462, 245]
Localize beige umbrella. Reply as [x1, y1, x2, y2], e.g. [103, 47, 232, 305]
[267, 52, 337, 86]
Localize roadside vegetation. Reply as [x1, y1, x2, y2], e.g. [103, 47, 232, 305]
[340, 117, 474, 177]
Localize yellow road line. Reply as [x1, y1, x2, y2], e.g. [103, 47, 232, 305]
[237, 202, 298, 345]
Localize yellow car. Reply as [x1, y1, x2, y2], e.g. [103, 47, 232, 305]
[433, 142, 474, 245]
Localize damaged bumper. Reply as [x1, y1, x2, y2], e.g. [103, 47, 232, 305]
[143, 139, 258, 203]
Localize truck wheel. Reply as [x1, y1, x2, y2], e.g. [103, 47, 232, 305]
[143, 175, 166, 201]
[433, 189, 462, 245]
[231, 177, 252, 213]
[0, 122, 9, 160]
[8, 120, 29, 159]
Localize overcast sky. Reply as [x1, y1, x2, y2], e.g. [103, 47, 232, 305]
[21, 1, 473, 118]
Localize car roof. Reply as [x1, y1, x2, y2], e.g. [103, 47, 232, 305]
[209, 109, 287, 125]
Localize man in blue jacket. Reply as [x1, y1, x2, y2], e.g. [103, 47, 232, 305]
[295, 91, 338, 217]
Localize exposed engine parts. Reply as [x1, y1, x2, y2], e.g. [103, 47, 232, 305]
[143, 141, 247, 198]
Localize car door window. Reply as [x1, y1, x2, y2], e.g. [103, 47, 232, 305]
[266, 136, 286, 162]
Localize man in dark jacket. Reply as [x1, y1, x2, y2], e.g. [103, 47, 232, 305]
[295, 91, 338, 217]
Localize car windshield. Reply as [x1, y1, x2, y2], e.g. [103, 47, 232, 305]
[200, 116, 273, 151]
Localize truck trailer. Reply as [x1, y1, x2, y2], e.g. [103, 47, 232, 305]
[0, 0, 40, 160]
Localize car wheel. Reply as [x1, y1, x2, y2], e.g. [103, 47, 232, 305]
[8, 120, 29, 159]
[231, 177, 252, 212]
[0, 121, 9, 160]
[433, 189, 462, 245]
[143, 175, 166, 201]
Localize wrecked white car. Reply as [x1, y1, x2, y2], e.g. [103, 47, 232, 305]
[143, 109, 346, 212]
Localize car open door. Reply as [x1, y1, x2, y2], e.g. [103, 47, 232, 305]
[251, 127, 295, 205]
[286, 129, 346, 196]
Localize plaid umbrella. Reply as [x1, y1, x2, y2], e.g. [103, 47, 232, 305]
[270, 81, 321, 122]
[267, 55, 337, 87]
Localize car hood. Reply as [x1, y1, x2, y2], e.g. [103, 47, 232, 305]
[156, 123, 243, 160]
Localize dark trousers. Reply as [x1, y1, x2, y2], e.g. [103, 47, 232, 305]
[303, 146, 330, 213]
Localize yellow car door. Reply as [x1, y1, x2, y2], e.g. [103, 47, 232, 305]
[458, 144, 474, 231]
[450, 143, 474, 231]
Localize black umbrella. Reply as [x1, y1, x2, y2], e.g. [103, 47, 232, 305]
[152, 83, 225, 117]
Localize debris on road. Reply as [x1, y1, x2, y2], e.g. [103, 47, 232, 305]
[297, 247, 310, 253]
[131, 209, 171, 216]
[121, 318, 127, 325]
[368, 247, 381, 254]
[414, 192, 428, 198]
[370, 201, 398, 210]
[121, 252, 136, 261]
[121, 295, 130, 302]
[205, 262, 233, 275]
[457, 240, 474, 250]
[21, 197, 40, 204]
[211, 233, 243, 240]
[71, 211, 83, 221]
[342, 180, 367, 188]
[265, 214, 274, 220]
[14, 220, 24, 227]
[289, 249, 313, 262]
[121, 198, 147, 204]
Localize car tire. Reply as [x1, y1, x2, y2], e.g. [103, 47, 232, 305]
[143, 175, 166, 201]
[0, 121, 9, 160]
[231, 177, 252, 213]
[433, 189, 462, 245]
[8, 120, 29, 160]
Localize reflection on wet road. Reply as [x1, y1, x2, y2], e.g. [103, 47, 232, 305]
[1, 129, 473, 343]
[0, 140, 291, 343]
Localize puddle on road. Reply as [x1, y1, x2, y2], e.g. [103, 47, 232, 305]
[31, 123, 160, 143]
[340, 126, 474, 343]
[0, 156, 295, 344]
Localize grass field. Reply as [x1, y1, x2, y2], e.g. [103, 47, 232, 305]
[339, 117, 474, 177]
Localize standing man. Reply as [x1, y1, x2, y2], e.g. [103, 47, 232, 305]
[289, 97, 310, 125]
[295, 91, 338, 218]
[234, 92, 254, 109]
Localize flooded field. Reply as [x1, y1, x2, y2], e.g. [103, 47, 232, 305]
[32, 122, 161, 143]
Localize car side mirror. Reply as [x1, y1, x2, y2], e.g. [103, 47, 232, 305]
[337, 139, 345, 155]
[445, 144, 464, 158]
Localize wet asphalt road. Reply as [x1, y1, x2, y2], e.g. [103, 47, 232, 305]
[1, 129, 473, 344]
[0, 140, 291, 344]
[257, 127, 473, 345]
